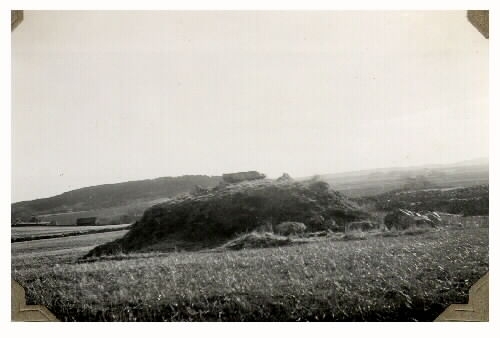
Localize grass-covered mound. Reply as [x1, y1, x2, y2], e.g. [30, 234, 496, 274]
[86, 179, 369, 257]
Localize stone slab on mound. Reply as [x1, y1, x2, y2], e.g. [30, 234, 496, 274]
[222, 171, 266, 184]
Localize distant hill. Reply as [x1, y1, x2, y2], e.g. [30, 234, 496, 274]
[11, 175, 222, 224]
[316, 159, 488, 197]
[355, 184, 489, 216]
[12, 158, 488, 225]
[85, 178, 370, 257]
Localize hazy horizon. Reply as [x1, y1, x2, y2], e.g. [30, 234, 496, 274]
[12, 11, 488, 202]
[12, 155, 488, 203]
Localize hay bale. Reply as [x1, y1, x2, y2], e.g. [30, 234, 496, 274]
[274, 221, 307, 236]
[345, 220, 376, 233]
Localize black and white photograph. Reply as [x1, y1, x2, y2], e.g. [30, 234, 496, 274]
[9, 9, 489, 322]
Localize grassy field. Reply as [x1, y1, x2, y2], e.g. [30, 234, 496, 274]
[12, 224, 131, 242]
[12, 227, 488, 321]
[12, 230, 129, 265]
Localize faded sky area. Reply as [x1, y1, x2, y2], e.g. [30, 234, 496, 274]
[12, 11, 488, 202]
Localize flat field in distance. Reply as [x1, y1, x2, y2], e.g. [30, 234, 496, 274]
[12, 224, 131, 236]
[12, 230, 129, 265]
[11, 224, 131, 242]
[12, 227, 488, 321]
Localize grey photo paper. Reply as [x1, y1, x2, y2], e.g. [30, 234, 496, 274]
[11, 10, 489, 322]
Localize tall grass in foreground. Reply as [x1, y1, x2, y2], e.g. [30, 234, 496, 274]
[12, 228, 488, 321]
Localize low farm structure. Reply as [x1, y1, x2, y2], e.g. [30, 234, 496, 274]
[76, 217, 97, 226]
[462, 216, 489, 227]
[436, 212, 463, 226]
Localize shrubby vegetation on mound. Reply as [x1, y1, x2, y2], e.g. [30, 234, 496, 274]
[221, 232, 296, 250]
[86, 179, 369, 257]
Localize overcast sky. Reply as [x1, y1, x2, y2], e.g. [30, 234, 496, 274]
[11, 11, 488, 202]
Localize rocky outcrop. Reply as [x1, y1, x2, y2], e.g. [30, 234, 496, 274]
[384, 209, 436, 230]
